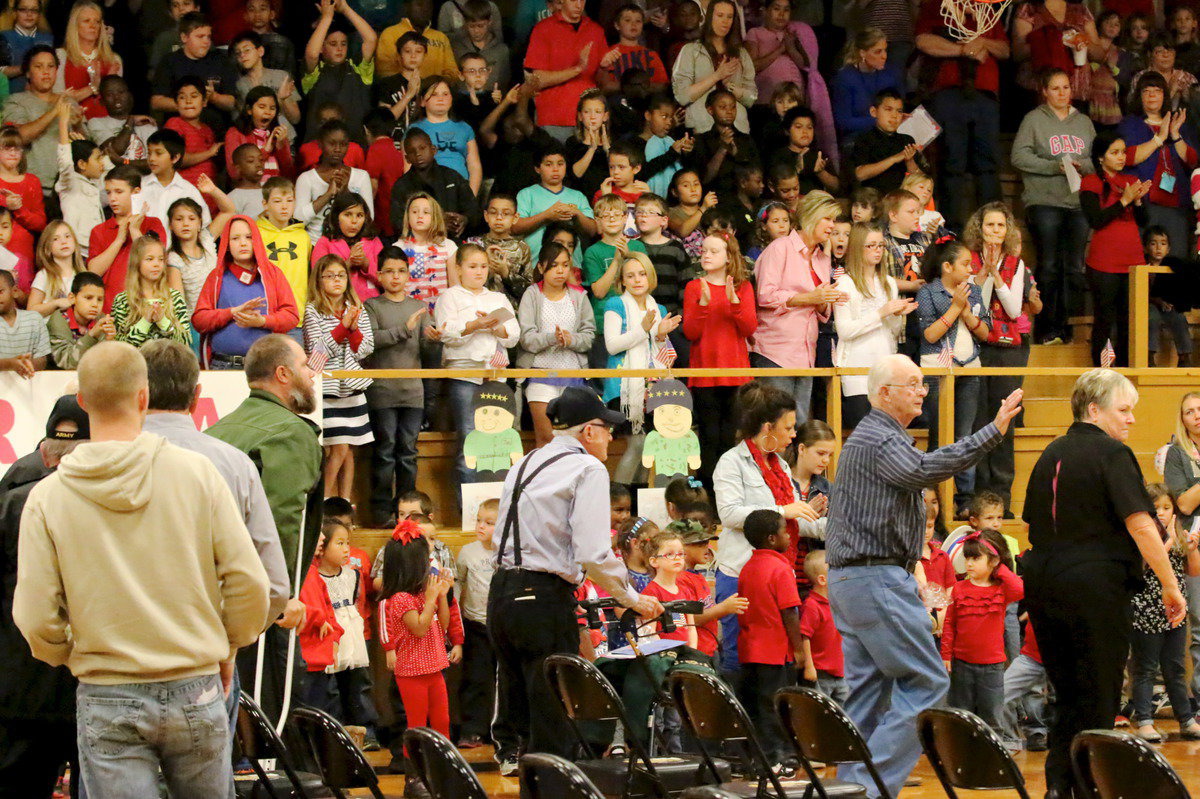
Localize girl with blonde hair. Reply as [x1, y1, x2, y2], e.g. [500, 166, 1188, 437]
[111, 235, 191, 347]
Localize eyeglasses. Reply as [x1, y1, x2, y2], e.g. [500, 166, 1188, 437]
[884, 381, 929, 394]
[635, 210, 664, 218]
[598, 212, 626, 220]
[864, 241, 885, 250]
[654, 551, 686, 560]
[585, 422, 614, 435]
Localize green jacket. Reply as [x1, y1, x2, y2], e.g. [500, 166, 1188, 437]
[46, 311, 101, 369]
[206, 389, 322, 580]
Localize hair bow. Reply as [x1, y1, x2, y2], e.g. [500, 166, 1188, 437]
[392, 518, 424, 544]
[756, 201, 787, 223]
[961, 531, 999, 558]
[686, 476, 703, 489]
[935, 234, 955, 245]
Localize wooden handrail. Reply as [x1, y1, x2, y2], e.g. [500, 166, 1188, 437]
[328, 366, 1200, 379]
[1130, 264, 1172, 368]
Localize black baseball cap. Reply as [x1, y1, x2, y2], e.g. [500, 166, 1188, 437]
[45, 395, 89, 441]
[548, 386, 625, 430]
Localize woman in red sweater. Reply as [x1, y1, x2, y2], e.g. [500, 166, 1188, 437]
[941, 531, 1024, 734]
[0, 127, 46, 267]
[1080, 129, 1152, 368]
[683, 231, 757, 488]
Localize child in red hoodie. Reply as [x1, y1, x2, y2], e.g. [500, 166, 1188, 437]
[380, 519, 453, 747]
[191, 214, 299, 367]
[941, 531, 1024, 733]
[299, 520, 376, 734]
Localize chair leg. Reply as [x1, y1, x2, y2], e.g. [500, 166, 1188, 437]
[248, 760, 282, 799]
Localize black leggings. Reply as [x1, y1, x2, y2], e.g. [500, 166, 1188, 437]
[1087, 269, 1129, 367]
[693, 385, 740, 492]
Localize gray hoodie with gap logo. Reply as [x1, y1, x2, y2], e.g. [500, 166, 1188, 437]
[1011, 104, 1098, 209]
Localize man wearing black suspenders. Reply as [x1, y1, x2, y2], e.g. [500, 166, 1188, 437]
[487, 386, 664, 775]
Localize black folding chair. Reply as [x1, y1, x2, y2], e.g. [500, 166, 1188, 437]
[234, 692, 322, 799]
[665, 669, 814, 798]
[521, 753, 609, 799]
[1071, 730, 1190, 799]
[403, 727, 489, 799]
[774, 687, 885, 798]
[544, 653, 728, 798]
[678, 789, 743, 799]
[916, 707, 1032, 799]
[288, 706, 385, 799]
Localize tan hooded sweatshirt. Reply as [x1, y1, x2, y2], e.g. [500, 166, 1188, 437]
[13, 432, 271, 685]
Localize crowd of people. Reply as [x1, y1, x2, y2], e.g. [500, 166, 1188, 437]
[1, 0, 1200, 796]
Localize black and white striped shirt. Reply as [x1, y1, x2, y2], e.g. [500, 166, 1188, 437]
[826, 408, 1001, 567]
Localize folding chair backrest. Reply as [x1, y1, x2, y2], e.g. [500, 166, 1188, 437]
[404, 727, 489, 799]
[1071, 730, 1190, 799]
[678, 788, 744, 799]
[665, 669, 752, 745]
[520, 753, 608, 799]
[544, 653, 624, 723]
[775, 686, 892, 799]
[289, 706, 382, 796]
[236, 692, 311, 799]
[917, 708, 1029, 797]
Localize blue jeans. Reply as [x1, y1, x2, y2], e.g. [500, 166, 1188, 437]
[998, 653, 1048, 744]
[76, 674, 233, 799]
[368, 405, 424, 524]
[1026, 205, 1089, 341]
[948, 659, 1005, 731]
[1187, 575, 1200, 700]
[714, 570, 741, 675]
[829, 565, 948, 799]
[923, 374, 981, 507]
[447, 379, 478, 497]
[927, 88, 1000, 232]
[750, 352, 813, 424]
[1130, 625, 1194, 726]
[816, 671, 849, 706]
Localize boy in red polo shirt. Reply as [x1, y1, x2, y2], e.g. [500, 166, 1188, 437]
[88, 165, 168, 313]
[737, 509, 805, 772]
[799, 550, 847, 705]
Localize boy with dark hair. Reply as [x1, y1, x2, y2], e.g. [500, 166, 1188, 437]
[638, 91, 690, 197]
[142, 128, 210, 231]
[230, 30, 301, 133]
[58, 104, 112, 258]
[513, 140, 598, 260]
[88, 165, 168, 312]
[597, 3, 669, 93]
[302, 0, 378, 142]
[87, 76, 157, 166]
[466, 192, 534, 301]
[148, 0, 199, 81]
[598, 140, 649, 206]
[48, 272, 113, 369]
[389, 127, 479, 236]
[243, 0, 298, 76]
[377, 0, 460, 81]
[449, 0, 510, 91]
[0, 269, 48, 375]
[453, 51, 500, 135]
[738, 509, 805, 773]
[375, 31, 426, 142]
[163, 77, 221, 187]
[610, 481, 633, 530]
[151, 12, 239, 131]
[363, 107, 407, 237]
[229, 144, 266, 217]
[687, 88, 760, 195]
[846, 89, 928, 194]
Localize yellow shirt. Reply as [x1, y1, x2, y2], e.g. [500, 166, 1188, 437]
[256, 216, 311, 326]
[376, 19, 461, 81]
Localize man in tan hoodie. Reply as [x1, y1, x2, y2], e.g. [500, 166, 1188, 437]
[13, 341, 271, 799]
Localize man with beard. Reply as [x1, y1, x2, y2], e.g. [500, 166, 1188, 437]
[207, 334, 323, 726]
[0, 396, 88, 798]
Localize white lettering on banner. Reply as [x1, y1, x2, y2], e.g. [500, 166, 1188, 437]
[0, 372, 323, 468]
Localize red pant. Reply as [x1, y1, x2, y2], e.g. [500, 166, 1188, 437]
[395, 672, 450, 745]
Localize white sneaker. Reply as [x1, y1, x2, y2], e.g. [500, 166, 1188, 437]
[499, 758, 519, 777]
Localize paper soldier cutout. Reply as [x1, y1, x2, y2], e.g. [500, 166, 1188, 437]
[464, 381, 523, 481]
[641, 379, 701, 487]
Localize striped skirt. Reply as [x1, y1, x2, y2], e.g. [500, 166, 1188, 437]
[322, 393, 374, 446]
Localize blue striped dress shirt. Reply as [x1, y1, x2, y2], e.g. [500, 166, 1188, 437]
[827, 408, 1002, 567]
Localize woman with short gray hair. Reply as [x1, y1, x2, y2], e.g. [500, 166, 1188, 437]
[1022, 367, 1183, 797]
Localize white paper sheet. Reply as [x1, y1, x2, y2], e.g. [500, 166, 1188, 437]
[1062, 156, 1082, 193]
[898, 106, 942, 148]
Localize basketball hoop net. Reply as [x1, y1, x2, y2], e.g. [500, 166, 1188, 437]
[941, 0, 1011, 42]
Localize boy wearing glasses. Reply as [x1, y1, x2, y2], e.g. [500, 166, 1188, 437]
[635, 193, 689, 362]
[466, 193, 533, 303]
[582, 192, 647, 364]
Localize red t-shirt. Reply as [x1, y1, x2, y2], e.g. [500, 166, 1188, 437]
[798, 591, 843, 678]
[524, 14, 608, 128]
[382, 591, 449, 677]
[348, 545, 373, 640]
[62, 58, 121, 119]
[365, 137, 408, 236]
[641, 571, 717, 656]
[915, 0, 1006, 95]
[164, 117, 218, 186]
[1079, 172, 1146, 274]
[0, 174, 46, 264]
[921, 543, 956, 592]
[1020, 618, 1042, 664]
[940, 565, 1024, 665]
[737, 548, 802, 665]
[298, 140, 366, 173]
[88, 217, 169, 312]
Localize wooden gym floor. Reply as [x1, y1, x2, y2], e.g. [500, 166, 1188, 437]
[360, 720, 1200, 797]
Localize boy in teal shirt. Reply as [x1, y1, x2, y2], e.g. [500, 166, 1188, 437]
[514, 140, 597, 262]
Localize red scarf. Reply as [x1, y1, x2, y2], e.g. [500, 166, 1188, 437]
[745, 439, 809, 588]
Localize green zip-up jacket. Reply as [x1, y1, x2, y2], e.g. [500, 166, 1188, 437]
[206, 389, 323, 581]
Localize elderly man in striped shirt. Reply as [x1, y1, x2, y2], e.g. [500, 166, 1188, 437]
[826, 354, 1022, 798]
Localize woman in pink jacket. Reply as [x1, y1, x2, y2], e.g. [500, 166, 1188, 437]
[750, 190, 844, 423]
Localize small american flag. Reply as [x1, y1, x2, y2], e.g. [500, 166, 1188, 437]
[489, 346, 509, 369]
[831, 264, 845, 282]
[937, 337, 953, 369]
[1100, 338, 1115, 368]
[655, 338, 677, 368]
[307, 338, 328, 373]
